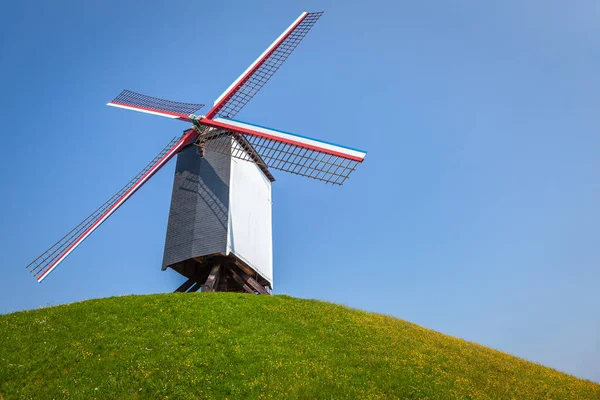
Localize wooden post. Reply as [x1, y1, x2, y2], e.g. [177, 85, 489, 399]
[174, 277, 196, 293]
[230, 265, 269, 294]
[228, 268, 255, 294]
[217, 265, 229, 292]
[187, 281, 203, 292]
[201, 264, 221, 292]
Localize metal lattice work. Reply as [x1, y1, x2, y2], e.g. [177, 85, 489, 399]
[26, 136, 183, 281]
[110, 90, 204, 118]
[213, 12, 323, 119]
[202, 128, 359, 185]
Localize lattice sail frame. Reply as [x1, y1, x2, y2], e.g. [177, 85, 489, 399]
[26, 131, 197, 282]
[199, 118, 366, 185]
[206, 11, 323, 119]
[108, 90, 204, 120]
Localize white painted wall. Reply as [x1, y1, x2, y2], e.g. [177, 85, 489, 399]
[227, 141, 273, 286]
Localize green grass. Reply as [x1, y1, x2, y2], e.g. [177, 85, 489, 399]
[0, 293, 598, 399]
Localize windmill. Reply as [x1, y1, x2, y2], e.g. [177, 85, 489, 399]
[25, 11, 367, 293]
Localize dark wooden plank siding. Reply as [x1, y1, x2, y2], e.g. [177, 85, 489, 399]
[162, 143, 231, 269]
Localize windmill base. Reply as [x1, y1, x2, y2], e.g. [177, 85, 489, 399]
[170, 255, 271, 294]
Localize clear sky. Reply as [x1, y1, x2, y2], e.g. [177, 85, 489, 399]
[1, 0, 599, 383]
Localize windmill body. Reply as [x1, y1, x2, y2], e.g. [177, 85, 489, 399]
[25, 11, 367, 293]
[163, 139, 274, 292]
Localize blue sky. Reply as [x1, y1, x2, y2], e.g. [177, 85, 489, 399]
[1, 0, 599, 383]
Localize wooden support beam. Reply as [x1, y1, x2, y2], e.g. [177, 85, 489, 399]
[174, 264, 212, 293]
[228, 268, 256, 294]
[231, 265, 269, 295]
[213, 268, 222, 291]
[233, 259, 257, 278]
[193, 256, 210, 267]
[244, 274, 269, 295]
[171, 255, 270, 294]
[174, 277, 196, 293]
[187, 281, 203, 292]
[217, 266, 229, 292]
[201, 264, 221, 292]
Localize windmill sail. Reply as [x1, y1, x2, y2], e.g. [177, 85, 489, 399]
[206, 11, 323, 119]
[26, 130, 197, 282]
[199, 117, 366, 185]
[107, 90, 204, 121]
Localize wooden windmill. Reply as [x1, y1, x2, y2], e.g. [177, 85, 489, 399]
[25, 11, 367, 293]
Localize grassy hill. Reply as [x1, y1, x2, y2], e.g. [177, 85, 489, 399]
[0, 294, 598, 399]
